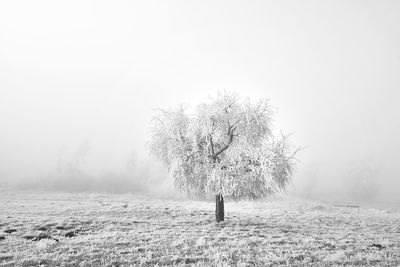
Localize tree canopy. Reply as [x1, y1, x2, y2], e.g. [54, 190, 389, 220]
[149, 92, 298, 199]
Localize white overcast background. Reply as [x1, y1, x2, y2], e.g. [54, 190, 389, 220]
[0, 1, 399, 203]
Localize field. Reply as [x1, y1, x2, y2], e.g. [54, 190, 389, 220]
[1, 190, 400, 266]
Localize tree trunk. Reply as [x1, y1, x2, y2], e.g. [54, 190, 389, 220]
[215, 194, 224, 222]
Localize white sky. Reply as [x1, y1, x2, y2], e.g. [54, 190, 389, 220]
[0, 1, 399, 195]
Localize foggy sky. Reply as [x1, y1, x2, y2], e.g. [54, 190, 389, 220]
[1, 1, 399, 202]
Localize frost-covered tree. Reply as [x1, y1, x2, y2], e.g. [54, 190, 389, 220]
[149, 92, 298, 222]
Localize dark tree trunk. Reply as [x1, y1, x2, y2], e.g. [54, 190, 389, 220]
[215, 194, 224, 222]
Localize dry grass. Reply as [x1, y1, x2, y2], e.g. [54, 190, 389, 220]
[0, 189, 399, 266]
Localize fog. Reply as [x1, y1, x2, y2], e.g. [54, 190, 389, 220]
[1, 1, 399, 206]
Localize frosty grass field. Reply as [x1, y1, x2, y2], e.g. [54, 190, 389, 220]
[1, 190, 400, 266]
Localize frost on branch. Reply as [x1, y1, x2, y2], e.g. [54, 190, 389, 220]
[149, 92, 298, 199]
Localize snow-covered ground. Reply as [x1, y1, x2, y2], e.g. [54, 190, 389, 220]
[1, 190, 399, 266]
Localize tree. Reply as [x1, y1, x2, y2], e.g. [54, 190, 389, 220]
[149, 92, 298, 222]
[344, 159, 380, 203]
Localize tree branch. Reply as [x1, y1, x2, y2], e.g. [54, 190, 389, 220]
[209, 135, 215, 155]
[212, 129, 234, 158]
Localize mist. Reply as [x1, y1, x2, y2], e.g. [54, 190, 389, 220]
[1, 1, 399, 206]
